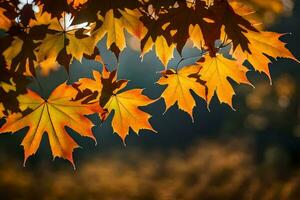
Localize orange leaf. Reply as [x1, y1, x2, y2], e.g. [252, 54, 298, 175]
[35, 12, 98, 73]
[104, 88, 156, 142]
[141, 36, 176, 68]
[200, 54, 252, 109]
[0, 83, 96, 167]
[157, 65, 206, 120]
[232, 31, 299, 82]
[75, 67, 155, 142]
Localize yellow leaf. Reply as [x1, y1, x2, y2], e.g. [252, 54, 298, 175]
[232, 31, 299, 82]
[3, 37, 23, 70]
[29, 11, 53, 27]
[67, 33, 98, 62]
[229, 0, 262, 29]
[95, 8, 146, 54]
[157, 65, 206, 120]
[200, 54, 252, 108]
[35, 12, 97, 74]
[0, 83, 96, 167]
[74, 67, 155, 142]
[75, 67, 127, 106]
[35, 33, 64, 73]
[99, 9, 126, 52]
[119, 8, 147, 40]
[141, 37, 154, 59]
[155, 36, 176, 67]
[104, 89, 156, 142]
[141, 36, 176, 68]
[77, 70, 103, 95]
[189, 24, 205, 50]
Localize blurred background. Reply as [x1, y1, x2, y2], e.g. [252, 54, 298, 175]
[0, 0, 300, 199]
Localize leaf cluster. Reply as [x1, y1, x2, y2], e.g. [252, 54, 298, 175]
[0, 0, 298, 166]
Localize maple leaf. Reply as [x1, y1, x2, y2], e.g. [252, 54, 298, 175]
[96, 9, 126, 56]
[104, 88, 156, 142]
[94, 8, 146, 57]
[211, 0, 258, 54]
[230, 0, 290, 26]
[229, 0, 262, 29]
[199, 53, 252, 108]
[120, 9, 147, 38]
[1, 28, 41, 77]
[2, 36, 24, 71]
[35, 12, 99, 73]
[141, 35, 176, 68]
[140, 0, 257, 67]
[157, 65, 206, 120]
[232, 30, 299, 82]
[0, 6, 57, 77]
[74, 66, 127, 107]
[189, 24, 205, 50]
[74, 66, 156, 142]
[140, 2, 180, 67]
[75, 0, 145, 57]
[0, 82, 96, 167]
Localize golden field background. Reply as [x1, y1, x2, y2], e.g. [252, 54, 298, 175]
[1, 137, 300, 200]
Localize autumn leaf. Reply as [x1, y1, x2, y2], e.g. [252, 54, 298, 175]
[232, 30, 299, 82]
[230, 0, 291, 26]
[157, 65, 206, 120]
[189, 24, 205, 50]
[213, 0, 258, 54]
[35, 12, 98, 73]
[229, 0, 262, 29]
[95, 8, 146, 57]
[0, 83, 96, 167]
[2, 37, 24, 69]
[105, 88, 156, 142]
[120, 9, 147, 40]
[74, 66, 127, 107]
[199, 53, 252, 108]
[74, 66, 156, 142]
[97, 9, 126, 56]
[2, 33, 39, 76]
[1, 11, 56, 77]
[141, 36, 176, 68]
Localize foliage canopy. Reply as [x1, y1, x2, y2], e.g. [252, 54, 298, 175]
[0, 0, 298, 166]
